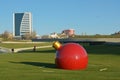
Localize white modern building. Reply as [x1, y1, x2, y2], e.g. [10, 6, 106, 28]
[13, 12, 32, 37]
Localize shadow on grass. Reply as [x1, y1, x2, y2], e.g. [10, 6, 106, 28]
[83, 45, 120, 55]
[18, 49, 56, 54]
[18, 44, 120, 55]
[10, 61, 56, 69]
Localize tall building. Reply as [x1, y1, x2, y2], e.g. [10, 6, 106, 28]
[13, 12, 32, 37]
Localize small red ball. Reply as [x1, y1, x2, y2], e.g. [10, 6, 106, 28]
[55, 43, 88, 70]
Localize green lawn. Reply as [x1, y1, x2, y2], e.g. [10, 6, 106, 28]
[0, 42, 52, 49]
[0, 43, 120, 80]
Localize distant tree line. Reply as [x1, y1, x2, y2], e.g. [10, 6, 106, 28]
[1, 31, 13, 40]
[0, 30, 37, 41]
[74, 31, 120, 38]
[0, 30, 120, 41]
[21, 31, 37, 40]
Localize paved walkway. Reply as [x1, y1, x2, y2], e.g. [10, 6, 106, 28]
[0, 47, 11, 53]
[13, 45, 52, 53]
[0, 45, 52, 53]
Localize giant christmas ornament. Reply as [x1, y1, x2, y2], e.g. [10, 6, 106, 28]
[53, 41, 88, 70]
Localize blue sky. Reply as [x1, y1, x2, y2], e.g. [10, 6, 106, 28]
[0, 0, 120, 35]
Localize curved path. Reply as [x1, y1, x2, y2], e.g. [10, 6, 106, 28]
[0, 45, 52, 53]
[13, 45, 52, 53]
[0, 47, 11, 53]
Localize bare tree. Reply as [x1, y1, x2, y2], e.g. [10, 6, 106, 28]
[22, 31, 37, 40]
[2, 31, 13, 40]
[31, 31, 37, 39]
[22, 33, 31, 40]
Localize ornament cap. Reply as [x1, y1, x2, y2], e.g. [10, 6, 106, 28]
[53, 41, 62, 50]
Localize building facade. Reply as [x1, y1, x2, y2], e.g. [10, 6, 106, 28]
[13, 12, 32, 37]
[62, 29, 75, 37]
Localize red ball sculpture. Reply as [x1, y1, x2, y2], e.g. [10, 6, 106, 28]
[53, 41, 88, 70]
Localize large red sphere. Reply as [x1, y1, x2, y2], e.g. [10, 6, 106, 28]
[55, 43, 88, 70]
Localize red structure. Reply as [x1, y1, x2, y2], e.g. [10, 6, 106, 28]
[53, 41, 88, 70]
[62, 29, 75, 37]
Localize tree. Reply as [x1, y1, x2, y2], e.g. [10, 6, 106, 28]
[22, 31, 37, 40]
[2, 31, 13, 40]
[22, 33, 31, 40]
[31, 31, 37, 39]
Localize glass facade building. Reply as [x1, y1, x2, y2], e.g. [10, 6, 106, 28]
[13, 12, 32, 37]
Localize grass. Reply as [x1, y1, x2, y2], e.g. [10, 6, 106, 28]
[84, 44, 120, 55]
[0, 43, 120, 80]
[0, 42, 52, 49]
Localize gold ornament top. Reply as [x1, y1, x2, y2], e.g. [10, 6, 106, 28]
[53, 41, 62, 50]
